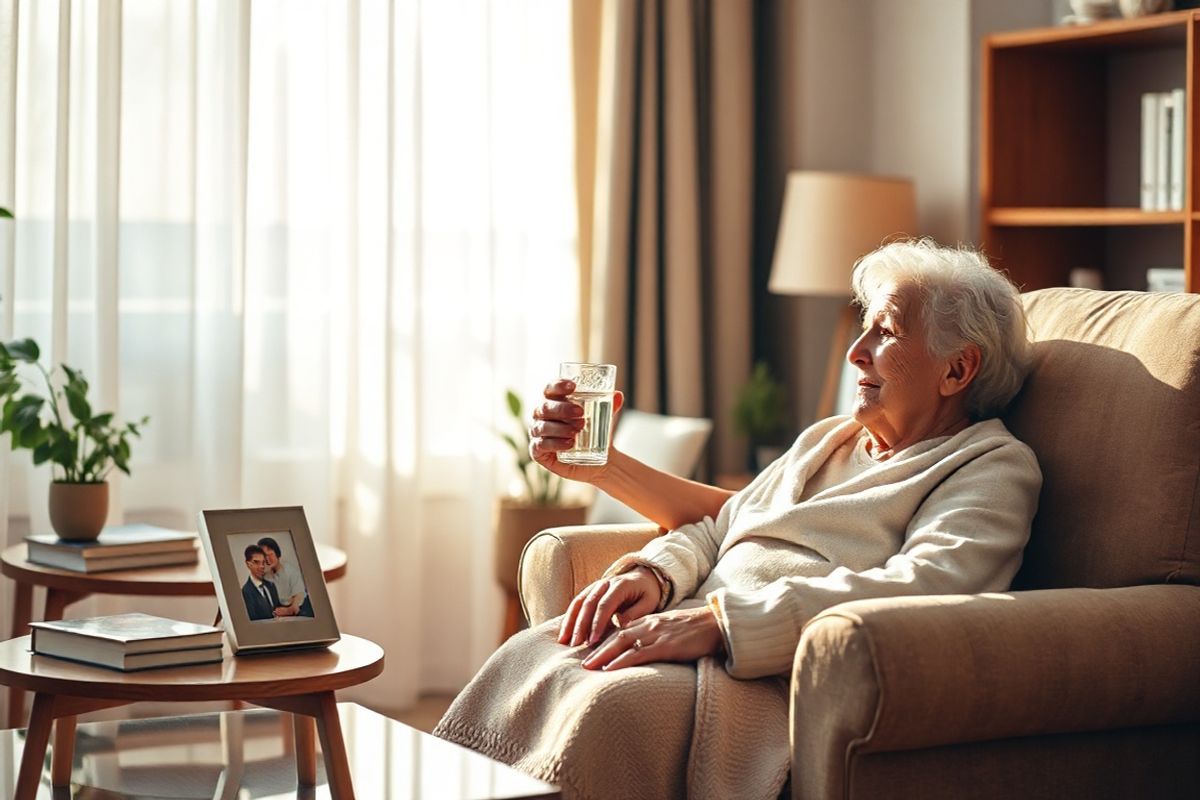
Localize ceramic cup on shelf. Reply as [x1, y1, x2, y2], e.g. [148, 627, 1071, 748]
[1068, 0, 1118, 22]
[1118, 0, 1173, 18]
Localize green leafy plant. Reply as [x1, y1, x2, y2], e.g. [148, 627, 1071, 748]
[0, 337, 148, 483]
[498, 389, 563, 506]
[732, 361, 787, 445]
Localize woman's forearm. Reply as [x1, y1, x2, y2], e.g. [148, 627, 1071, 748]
[593, 449, 734, 531]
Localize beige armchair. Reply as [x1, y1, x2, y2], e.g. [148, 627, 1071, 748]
[518, 288, 1200, 799]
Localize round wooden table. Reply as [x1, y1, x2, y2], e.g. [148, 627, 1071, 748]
[2, 542, 349, 728]
[0, 633, 383, 800]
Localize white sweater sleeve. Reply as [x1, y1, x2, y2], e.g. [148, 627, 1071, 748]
[600, 424, 835, 599]
[706, 440, 1042, 679]
[603, 504, 730, 606]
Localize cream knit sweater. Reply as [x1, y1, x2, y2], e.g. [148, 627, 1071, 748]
[610, 415, 1042, 679]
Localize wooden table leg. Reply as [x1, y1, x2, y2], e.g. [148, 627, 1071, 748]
[313, 692, 353, 800]
[9, 581, 32, 639]
[50, 715, 76, 786]
[213, 710, 246, 800]
[14, 693, 56, 800]
[294, 712, 318, 785]
[43, 588, 89, 623]
[5, 582, 33, 729]
[250, 694, 354, 798]
[502, 592, 522, 643]
[13, 694, 125, 798]
[6, 589, 90, 731]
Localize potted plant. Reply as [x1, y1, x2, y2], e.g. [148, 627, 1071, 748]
[493, 389, 587, 636]
[732, 361, 789, 472]
[0, 337, 148, 540]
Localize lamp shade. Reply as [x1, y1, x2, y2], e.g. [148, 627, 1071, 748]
[768, 171, 917, 297]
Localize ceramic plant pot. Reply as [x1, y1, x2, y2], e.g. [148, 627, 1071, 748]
[48, 481, 109, 541]
[493, 499, 588, 593]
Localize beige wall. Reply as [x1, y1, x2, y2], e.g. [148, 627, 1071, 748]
[870, 0, 971, 246]
[761, 0, 873, 435]
[764, 0, 1054, 430]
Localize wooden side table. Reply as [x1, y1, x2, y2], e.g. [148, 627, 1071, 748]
[0, 633, 383, 800]
[1, 542, 348, 728]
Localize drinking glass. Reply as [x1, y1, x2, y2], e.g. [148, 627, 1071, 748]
[558, 362, 617, 465]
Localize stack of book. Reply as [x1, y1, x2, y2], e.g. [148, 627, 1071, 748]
[25, 524, 200, 573]
[1141, 88, 1186, 211]
[30, 613, 224, 671]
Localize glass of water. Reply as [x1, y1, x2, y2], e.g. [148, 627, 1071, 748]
[558, 362, 617, 465]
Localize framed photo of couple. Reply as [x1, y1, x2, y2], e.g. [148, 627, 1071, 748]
[199, 506, 340, 654]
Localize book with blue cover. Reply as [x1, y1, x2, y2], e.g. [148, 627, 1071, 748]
[25, 524, 199, 572]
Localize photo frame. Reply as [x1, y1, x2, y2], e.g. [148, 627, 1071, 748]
[198, 506, 340, 655]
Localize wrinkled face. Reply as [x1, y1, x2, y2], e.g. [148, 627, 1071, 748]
[262, 548, 280, 569]
[846, 282, 948, 444]
[246, 553, 267, 581]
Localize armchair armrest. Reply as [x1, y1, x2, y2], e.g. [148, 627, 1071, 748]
[791, 584, 1200, 800]
[518, 523, 662, 625]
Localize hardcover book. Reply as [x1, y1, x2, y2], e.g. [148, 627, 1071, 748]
[26, 524, 199, 572]
[1169, 87, 1186, 211]
[30, 613, 225, 671]
[1141, 92, 1159, 211]
[1156, 92, 1172, 212]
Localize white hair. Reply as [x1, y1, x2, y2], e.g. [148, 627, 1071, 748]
[850, 238, 1030, 420]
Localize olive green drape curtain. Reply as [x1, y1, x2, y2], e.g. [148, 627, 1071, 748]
[573, 0, 755, 476]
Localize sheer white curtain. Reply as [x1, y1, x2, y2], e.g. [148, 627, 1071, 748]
[0, 0, 577, 709]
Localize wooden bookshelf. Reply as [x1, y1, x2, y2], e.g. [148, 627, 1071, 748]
[988, 207, 1186, 226]
[981, 9, 1199, 292]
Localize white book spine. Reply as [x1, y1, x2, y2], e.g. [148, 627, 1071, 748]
[1142, 92, 1159, 211]
[1156, 91, 1172, 211]
[1170, 87, 1186, 211]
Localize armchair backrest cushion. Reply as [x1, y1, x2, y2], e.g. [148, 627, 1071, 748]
[1003, 288, 1200, 590]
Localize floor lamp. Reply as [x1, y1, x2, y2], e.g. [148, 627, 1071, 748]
[768, 172, 918, 420]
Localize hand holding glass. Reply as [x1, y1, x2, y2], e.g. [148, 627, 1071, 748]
[557, 362, 617, 466]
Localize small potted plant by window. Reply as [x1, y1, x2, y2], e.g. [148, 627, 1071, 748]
[494, 389, 587, 637]
[0, 337, 148, 540]
[732, 361, 789, 472]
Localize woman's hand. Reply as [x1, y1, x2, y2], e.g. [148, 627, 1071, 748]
[530, 379, 624, 484]
[558, 566, 661, 647]
[581, 605, 725, 671]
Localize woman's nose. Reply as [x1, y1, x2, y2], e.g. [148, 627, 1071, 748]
[847, 331, 870, 366]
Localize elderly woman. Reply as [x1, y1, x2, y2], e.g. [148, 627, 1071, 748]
[434, 240, 1042, 800]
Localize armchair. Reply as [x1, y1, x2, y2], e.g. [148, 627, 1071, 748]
[519, 288, 1200, 799]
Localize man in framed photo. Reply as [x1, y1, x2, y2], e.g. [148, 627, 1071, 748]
[242, 544, 285, 621]
[258, 536, 314, 618]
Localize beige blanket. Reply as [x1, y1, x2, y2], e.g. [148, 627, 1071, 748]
[434, 616, 791, 800]
[435, 539, 834, 799]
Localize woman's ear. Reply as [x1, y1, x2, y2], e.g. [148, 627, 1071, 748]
[939, 343, 981, 398]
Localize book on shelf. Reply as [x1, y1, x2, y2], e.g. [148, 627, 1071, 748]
[1170, 87, 1186, 211]
[1156, 91, 1172, 211]
[1141, 89, 1186, 212]
[30, 612, 225, 671]
[25, 524, 199, 573]
[1141, 92, 1159, 211]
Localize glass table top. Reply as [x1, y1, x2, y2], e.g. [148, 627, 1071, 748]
[0, 702, 559, 799]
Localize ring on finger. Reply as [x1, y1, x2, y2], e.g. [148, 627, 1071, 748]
[632, 638, 643, 652]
